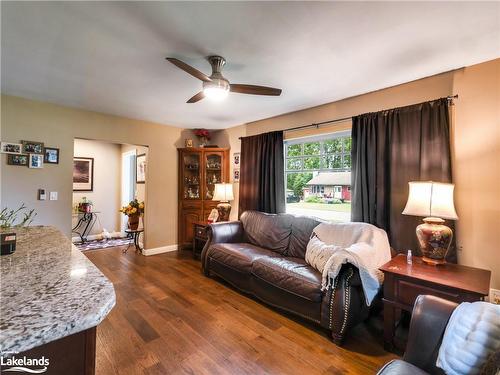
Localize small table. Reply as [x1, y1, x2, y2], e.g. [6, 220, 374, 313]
[123, 229, 144, 254]
[72, 211, 100, 243]
[380, 254, 491, 352]
[192, 222, 209, 259]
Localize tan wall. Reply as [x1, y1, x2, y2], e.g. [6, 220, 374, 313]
[215, 59, 500, 289]
[451, 60, 500, 289]
[72, 138, 122, 235]
[1, 95, 184, 249]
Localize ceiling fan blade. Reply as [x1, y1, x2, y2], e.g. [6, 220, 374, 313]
[187, 92, 205, 103]
[166, 57, 212, 82]
[230, 84, 282, 96]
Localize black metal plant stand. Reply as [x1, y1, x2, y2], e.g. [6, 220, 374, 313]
[72, 212, 98, 243]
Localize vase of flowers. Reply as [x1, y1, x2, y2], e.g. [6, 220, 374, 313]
[120, 199, 144, 230]
[194, 129, 211, 147]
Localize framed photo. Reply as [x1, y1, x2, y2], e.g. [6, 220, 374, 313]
[7, 154, 28, 166]
[233, 152, 240, 166]
[1, 142, 23, 154]
[22, 140, 44, 154]
[29, 154, 44, 169]
[44, 147, 59, 164]
[73, 157, 94, 191]
[136, 153, 146, 184]
[233, 169, 240, 182]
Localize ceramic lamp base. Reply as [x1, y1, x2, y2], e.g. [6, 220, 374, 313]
[216, 202, 231, 222]
[416, 217, 453, 265]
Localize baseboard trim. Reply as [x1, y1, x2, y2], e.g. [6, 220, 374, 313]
[142, 244, 178, 256]
[71, 231, 123, 243]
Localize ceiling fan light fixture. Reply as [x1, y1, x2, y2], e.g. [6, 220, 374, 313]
[203, 79, 229, 101]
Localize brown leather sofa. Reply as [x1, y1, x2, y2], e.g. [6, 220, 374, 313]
[201, 210, 371, 344]
[377, 295, 458, 375]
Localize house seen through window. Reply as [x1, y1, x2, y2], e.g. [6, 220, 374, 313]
[285, 130, 351, 222]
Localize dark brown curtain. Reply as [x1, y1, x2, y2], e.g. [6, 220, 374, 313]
[239, 131, 285, 215]
[351, 98, 456, 262]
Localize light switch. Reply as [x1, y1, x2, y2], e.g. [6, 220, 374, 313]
[49, 191, 58, 201]
[38, 189, 46, 200]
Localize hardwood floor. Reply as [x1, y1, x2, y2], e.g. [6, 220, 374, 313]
[85, 246, 396, 375]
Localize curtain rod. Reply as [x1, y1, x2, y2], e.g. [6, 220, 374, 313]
[238, 95, 458, 140]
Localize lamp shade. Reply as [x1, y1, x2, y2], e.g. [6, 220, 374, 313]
[213, 183, 234, 202]
[402, 181, 458, 220]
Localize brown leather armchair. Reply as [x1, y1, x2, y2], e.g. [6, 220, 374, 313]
[377, 295, 458, 375]
[201, 211, 371, 345]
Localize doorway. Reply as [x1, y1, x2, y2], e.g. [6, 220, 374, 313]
[71, 138, 148, 251]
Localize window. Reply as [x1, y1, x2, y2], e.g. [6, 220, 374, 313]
[285, 131, 351, 222]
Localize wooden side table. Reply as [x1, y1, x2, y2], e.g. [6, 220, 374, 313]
[380, 254, 491, 352]
[192, 222, 209, 259]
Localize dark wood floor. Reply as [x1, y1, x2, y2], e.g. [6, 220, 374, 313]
[85, 246, 396, 375]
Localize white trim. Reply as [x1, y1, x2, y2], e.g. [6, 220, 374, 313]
[142, 244, 178, 256]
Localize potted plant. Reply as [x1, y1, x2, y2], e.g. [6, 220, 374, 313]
[78, 197, 93, 213]
[194, 129, 211, 147]
[120, 199, 144, 230]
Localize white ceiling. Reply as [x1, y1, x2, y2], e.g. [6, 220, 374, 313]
[1, 2, 499, 129]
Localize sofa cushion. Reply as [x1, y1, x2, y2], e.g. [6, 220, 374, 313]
[251, 256, 323, 302]
[287, 214, 323, 258]
[207, 243, 280, 274]
[240, 211, 292, 255]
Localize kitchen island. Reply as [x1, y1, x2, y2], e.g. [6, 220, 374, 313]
[0, 226, 115, 375]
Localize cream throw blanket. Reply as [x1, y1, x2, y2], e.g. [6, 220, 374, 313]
[305, 222, 391, 305]
[437, 301, 500, 375]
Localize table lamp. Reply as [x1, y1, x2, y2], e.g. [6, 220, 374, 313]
[213, 183, 234, 222]
[402, 181, 458, 265]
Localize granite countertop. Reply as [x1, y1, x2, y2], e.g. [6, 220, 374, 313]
[0, 226, 116, 354]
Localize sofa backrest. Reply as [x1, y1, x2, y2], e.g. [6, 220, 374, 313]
[287, 215, 323, 258]
[239, 211, 323, 258]
[240, 211, 292, 255]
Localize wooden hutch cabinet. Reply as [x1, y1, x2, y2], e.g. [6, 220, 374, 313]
[178, 147, 230, 249]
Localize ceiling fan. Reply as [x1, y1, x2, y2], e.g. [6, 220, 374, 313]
[166, 55, 282, 103]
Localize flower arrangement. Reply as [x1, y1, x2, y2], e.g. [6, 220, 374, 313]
[120, 199, 144, 217]
[194, 129, 211, 147]
[194, 129, 211, 140]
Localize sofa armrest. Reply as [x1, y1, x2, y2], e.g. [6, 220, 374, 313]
[200, 221, 245, 275]
[321, 264, 370, 344]
[208, 221, 245, 245]
[403, 295, 457, 373]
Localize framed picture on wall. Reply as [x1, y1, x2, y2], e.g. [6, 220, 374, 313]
[29, 154, 44, 169]
[136, 153, 146, 184]
[73, 157, 94, 191]
[233, 169, 240, 182]
[44, 147, 59, 164]
[1, 142, 23, 154]
[22, 140, 44, 154]
[233, 152, 240, 166]
[7, 154, 28, 166]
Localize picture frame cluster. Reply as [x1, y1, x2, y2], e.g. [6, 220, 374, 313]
[1, 140, 60, 168]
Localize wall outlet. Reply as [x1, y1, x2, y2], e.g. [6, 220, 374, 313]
[49, 191, 58, 201]
[489, 288, 500, 305]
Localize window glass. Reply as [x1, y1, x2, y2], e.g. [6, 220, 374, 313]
[285, 131, 351, 222]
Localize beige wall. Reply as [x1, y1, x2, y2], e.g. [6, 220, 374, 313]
[215, 59, 500, 289]
[72, 139, 122, 235]
[451, 60, 500, 289]
[1, 95, 184, 249]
